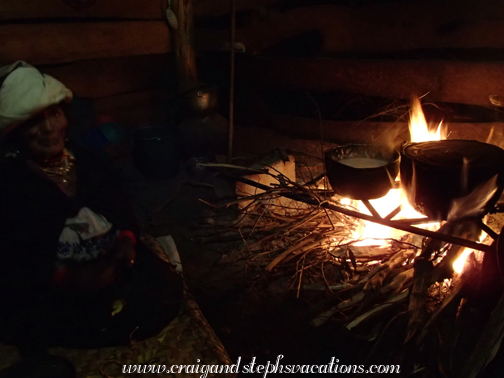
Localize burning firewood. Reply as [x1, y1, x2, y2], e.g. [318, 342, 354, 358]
[190, 137, 504, 378]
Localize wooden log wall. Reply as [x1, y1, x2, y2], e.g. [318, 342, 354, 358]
[192, 0, 504, 146]
[0, 0, 287, 129]
[0, 0, 176, 129]
[2, 0, 504, 141]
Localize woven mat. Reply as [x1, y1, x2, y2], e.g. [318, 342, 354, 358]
[0, 236, 236, 378]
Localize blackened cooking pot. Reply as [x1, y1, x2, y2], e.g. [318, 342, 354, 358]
[325, 144, 400, 200]
[400, 140, 504, 220]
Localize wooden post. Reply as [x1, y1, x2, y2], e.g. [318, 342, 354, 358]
[228, 0, 236, 162]
[172, 0, 198, 93]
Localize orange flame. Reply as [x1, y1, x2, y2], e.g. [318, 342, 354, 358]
[453, 231, 486, 275]
[342, 96, 482, 275]
[342, 96, 441, 247]
[409, 96, 446, 142]
[453, 249, 472, 275]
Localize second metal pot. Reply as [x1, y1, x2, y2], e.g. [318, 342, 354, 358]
[400, 140, 504, 220]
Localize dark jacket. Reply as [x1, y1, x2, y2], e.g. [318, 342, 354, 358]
[0, 144, 138, 299]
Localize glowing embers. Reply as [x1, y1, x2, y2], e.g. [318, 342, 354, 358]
[340, 188, 438, 247]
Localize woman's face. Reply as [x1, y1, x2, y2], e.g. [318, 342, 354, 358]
[17, 105, 68, 159]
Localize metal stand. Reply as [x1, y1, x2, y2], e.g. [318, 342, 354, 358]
[225, 173, 497, 254]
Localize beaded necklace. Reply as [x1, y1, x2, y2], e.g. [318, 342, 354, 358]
[38, 148, 75, 178]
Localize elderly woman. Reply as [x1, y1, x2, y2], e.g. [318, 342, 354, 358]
[0, 62, 183, 377]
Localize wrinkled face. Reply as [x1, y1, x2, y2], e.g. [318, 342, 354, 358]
[17, 105, 68, 159]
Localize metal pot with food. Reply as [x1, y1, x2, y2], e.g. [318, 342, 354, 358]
[325, 144, 400, 200]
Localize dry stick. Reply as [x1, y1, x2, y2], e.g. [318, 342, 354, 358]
[321, 261, 334, 294]
[266, 234, 319, 271]
[297, 255, 306, 298]
[195, 162, 268, 174]
[247, 227, 297, 251]
[322, 207, 336, 229]
[276, 236, 334, 267]
[239, 229, 252, 256]
[283, 211, 324, 234]
[246, 205, 268, 241]
[281, 240, 330, 265]
[289, 259, 320, 290]
[303, 173, 326, 187]
[320, 200, 353, 226]
[246, 210, 320, 251]
[216, 192, 276, 207]
[266, 212, 297, 222]
[225, 175, 494, 253]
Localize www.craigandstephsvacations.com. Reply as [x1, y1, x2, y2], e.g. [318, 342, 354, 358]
[122, 355, 401, 376]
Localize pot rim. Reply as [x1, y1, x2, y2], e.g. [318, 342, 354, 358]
[325, 144, 401, 168]
[401, 139, 504, 169]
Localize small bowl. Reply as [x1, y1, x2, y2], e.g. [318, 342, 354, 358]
[325, 144, 400, 200]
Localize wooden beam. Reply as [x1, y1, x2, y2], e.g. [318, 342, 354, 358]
[238, 57, 504, 107]
[0, 0, 164, 20]
[193, 0, 286, 18]
[0, 0, 284, 20]
[271, 117, 408, 146]
[172, 0, 198, 93]
[41, 54, 174, 99]
[203, 0, 504, 53]
[0, 22, 171, 66]
[269, 116, 504, 147]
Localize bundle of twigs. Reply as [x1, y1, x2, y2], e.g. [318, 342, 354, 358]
[195, 167, 419, 325]
[193, 164, 504, 377]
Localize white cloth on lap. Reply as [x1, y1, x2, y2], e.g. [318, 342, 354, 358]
[57, 207, 116, 262]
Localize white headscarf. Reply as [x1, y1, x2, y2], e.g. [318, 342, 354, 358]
[0, 61, 73, 135]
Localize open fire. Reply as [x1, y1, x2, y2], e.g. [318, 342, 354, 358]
[338, 96, 484, 274]
[221, 91, 504, 378]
